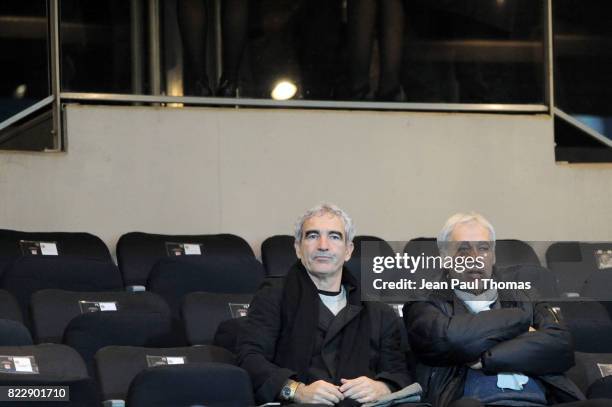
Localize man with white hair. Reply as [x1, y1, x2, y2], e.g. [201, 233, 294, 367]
[238, 203, 414, 406]
[403, 212, 608, 407]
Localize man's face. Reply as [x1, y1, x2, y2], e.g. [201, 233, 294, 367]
[295, 213, 354, 279]
[447, 221, 495, 283]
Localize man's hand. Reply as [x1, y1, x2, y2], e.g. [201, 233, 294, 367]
[339, 376, 391, 404]
[293, 380, 344, 405]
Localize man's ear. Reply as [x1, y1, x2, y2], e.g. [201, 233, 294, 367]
[344, 241, 354, 261]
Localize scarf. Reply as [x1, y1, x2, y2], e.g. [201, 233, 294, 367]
[273, 261, 372, 384]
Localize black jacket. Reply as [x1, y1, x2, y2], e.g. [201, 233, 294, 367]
[237, 275, 411, 403]
[403, 288, 585, 407]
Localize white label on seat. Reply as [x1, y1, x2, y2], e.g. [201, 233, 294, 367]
[146, 355, 187, 367]
[387, 303, 403, 317]
[19, 240, 59, 256]
[39, 242, 58, 256]
[183, 243, 201, 255]
[79, 301, 118, 313]
[165, 357, 185, 365]
[0, 356, 39, 374]
[595, 250, 612, 270]
[229, 303, 250, 318]
[598, 363, 612, 377]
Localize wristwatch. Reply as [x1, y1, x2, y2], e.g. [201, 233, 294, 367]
[280, 379, 300, 401]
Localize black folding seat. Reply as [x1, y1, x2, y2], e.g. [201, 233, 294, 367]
[126, 363, 253, 407]
[546, 242, 612, 297]
[500, 264, 559, 299]
[582, 271, 612, 306]
[495, 239, 540, 268]
[182, 291, 252, 347]
[346, 235, 395, 281]
[116, 232, 254, 290]
[1, 257, 123, 323]
[0, 228, 112, 280]
[58, 295, 173, 376]
[95, 345, 235, 404]
[261, 234, 296, 277]
[148, 255, 264, 319]
[30, 289, 171, 344]
[0, 289, 24, 323]
[0, 343, 98, 406]
[567, 352, 612, 399]
[0, 319, 33, 346]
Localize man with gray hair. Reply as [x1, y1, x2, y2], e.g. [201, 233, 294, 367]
[403, 212, 607, 407]
[238, 203, 413, 406]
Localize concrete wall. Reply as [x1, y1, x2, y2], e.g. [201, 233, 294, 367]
[1, 105, 611, 258]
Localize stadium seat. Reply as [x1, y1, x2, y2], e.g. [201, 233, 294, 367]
[182, 291, 252, 346]
[95, 345, 235, 403]
[346, 235, 395, 281]
[148, 255, 264, 319]
[0, 343, 97, 407]
[557, 300, 612, 353]
[0, 289, 24, 323]
[116, 232, 254, 289]
[261, 234, 296, 277]
[1, 257, 123, 324]
[126, 363, 253, 407]
[30, 289, 170, 344]
[495, 239, 540, 267]
[0, 319, 33, 346]
[63, 307, 173, 376]
[0, 228, 111, 285]
[546, 242, 612, 297]
[501, 264, 560, 299]
[567, 352, 612, 399]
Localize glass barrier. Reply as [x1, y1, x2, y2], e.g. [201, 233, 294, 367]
[58, 0, 547, 106]
[554, 0, 612, 141]
[0, 1, 50, 123]
[60, 0, 136, 94]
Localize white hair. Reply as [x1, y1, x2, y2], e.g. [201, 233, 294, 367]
[294, 203, 355, 243]
[437, 212, 496, 257]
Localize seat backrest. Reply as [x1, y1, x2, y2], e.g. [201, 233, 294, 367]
[1, 257, 124, 323]
[495, 239, 540, 268]
[31, 289, 170, 344]
[0, 228, 111, 281]
[0, 343, 88, 381]
[95, 345, 235, 401]
[568, 352, 612, 395]
[126, 363, 253, 407]
[500, 264, 560, 299]
[148, 256, 264, 319]
[546, 242, 611, 296]
[0, 376, 99, 407]
[0, 289, 23, 323]
[182, 291, 253, 345]
[346, 235, 395, 281]
[260, 235, 296, 277]
[63, 310, 173, 376]
[116, 232, 254, 288]
[582, 271, 612, 301]
[0, 319, 33, 346]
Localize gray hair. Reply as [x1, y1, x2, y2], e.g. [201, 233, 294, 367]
[294, 203, 356, 243]
[437, 212, 496, 257]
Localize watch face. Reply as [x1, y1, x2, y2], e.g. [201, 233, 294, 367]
[281, 386, 291, 398]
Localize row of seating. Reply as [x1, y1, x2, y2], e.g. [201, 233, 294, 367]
[0, 341, 252, 406]
[2, 229, 610, 294]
